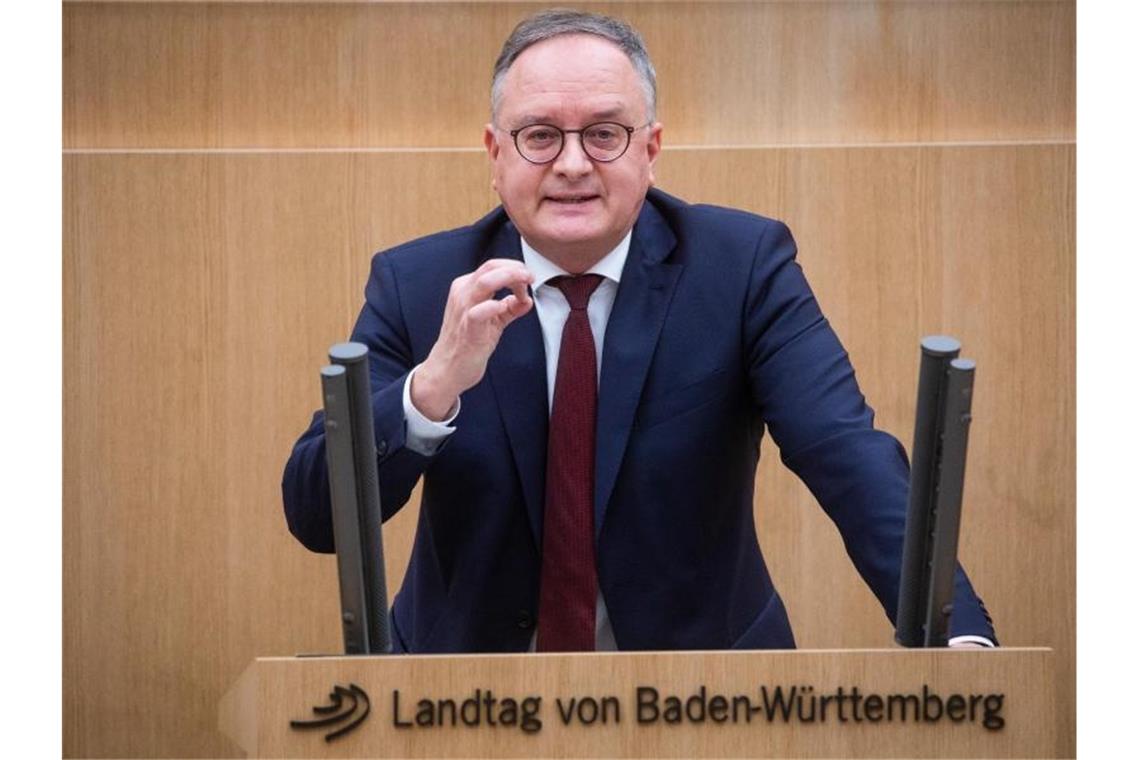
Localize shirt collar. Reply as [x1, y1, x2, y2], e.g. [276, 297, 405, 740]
[519, 230, 631, 289]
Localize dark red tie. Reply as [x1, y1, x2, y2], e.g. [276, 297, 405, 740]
[537, 274, 604, 652]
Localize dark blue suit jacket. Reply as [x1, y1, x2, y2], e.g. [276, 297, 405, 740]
[283, 188, 996, 652]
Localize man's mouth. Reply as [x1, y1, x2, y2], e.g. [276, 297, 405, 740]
[547, 194, 599, 205]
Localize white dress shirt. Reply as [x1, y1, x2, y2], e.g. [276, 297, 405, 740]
[399, 231, 992, 650]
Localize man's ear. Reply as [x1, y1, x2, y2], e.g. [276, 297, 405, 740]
[484, 124, 499, 160]
[484, 125, 500, 191]
[646, 121, 663, 186]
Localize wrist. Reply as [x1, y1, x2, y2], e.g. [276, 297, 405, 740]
[410, 361, 460, 422]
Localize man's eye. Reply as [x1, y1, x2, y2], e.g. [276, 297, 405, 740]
[524, 128, 559, 144]
[586, 126, 620, 144]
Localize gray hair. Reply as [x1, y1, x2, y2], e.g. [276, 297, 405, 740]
[491, 8, 657, 123]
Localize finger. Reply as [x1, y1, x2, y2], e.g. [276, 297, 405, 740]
[501, 292, 533, 320]
[476, 259, 532, 284]
[448, 259, 526, 303]
[470, 258, 531, 285]
[475, 257, 528, 273]
[470, 265, 534, 302]
[506, 276, 532, 305]
[467, 293, 532, 327]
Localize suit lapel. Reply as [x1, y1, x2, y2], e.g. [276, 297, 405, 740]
[484, 201, 682, 544]
[595, 202, 682, 536]
[485, 223, 549, 545]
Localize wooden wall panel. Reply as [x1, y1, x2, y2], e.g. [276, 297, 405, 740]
[63, 1, 1075, 148]
[63, 151, 497, 757]
[63, 143, 1073, 757]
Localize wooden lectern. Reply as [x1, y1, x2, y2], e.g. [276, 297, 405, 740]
[220, 648, 1054, 758]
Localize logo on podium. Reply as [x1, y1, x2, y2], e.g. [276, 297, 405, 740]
[290, 683, 371, 741]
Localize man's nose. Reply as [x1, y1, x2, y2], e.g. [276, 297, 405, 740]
[552, 135, 594, 179]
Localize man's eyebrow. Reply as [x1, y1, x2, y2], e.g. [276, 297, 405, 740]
[590, 106, 627, 121]
[512, 114, 555, 126]
[510, 106, 632, 128]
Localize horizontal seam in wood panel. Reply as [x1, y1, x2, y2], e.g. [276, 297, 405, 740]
[63, 139, 1076, 156]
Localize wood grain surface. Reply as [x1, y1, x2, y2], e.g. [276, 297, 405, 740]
[63, 1, 1075, 148]
[64, 143, 1072, 757]
[219, 649, 1057, 757]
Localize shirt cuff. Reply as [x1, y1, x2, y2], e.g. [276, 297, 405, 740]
[947, 635, 996, 648]
[402, 364, 459, 456]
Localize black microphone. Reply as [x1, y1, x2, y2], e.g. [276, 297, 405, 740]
[321, 342, 391, 655]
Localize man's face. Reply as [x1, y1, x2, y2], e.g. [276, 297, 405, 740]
[484, 34, 662, 271]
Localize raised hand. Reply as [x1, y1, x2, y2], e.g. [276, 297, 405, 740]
[410, 259, 534, 420]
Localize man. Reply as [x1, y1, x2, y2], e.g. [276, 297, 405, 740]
[283, 10, 996, 653]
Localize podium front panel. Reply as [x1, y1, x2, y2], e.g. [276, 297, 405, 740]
[220, 648, 1054, 758]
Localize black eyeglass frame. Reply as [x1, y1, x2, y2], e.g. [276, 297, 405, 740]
[506, 122, 647, 165]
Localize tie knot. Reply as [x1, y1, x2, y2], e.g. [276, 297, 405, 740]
[551, 274, 604, 311]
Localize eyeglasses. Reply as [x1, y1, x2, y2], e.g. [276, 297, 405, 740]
[507, 122, 645, 164]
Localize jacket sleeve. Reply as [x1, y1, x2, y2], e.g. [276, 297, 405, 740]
[744, 219, 997, 642]
[281, 252, 440, 553]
